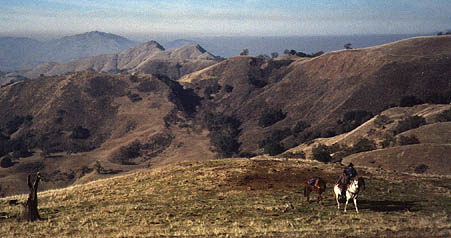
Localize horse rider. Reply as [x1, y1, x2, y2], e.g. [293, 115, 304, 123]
[307, 177, 320, 190]
[337, 162, 358, 197]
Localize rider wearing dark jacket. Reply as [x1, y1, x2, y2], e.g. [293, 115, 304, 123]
[337, 163, 358, 196]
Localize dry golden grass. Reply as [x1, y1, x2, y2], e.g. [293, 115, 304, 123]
[1, 158, 450, 237]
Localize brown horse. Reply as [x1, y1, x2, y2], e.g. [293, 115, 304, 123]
[304, 177, 327, 203]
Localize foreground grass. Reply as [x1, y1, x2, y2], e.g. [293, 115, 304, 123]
[1, 158, 450, 237]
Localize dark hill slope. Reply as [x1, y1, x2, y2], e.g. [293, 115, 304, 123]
[181, 36, 451, 153]
[0, 72, 214, 196]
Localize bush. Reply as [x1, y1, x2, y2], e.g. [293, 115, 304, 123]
[224, 85, 234, 93]
[436, 109, 451, 122]
[414, 164, 429, 174]
[211, 133, 241, 157]
[137, 80, 158, 92]
[312, 144, 332, 163]
[248, 75, 267, 88]
[204, 113, 242, 157]
[127, 92, 142, 102]
[400, 96, 423, 107]
[263, 142, 285, 156]
[258, 109, 286, 127]
[292, 120, 310, 134]
[394, 116, 426, 135]
[283, 151, 306, 159]
[113, 140, 141, 165]
[338, 110, 372, 133]
[398, 135, 420, 145]
[71, 126, 91, 139]
[351, 138, 376, 153]
[204, 84, 221, 99]
[374, 115, 392, 128]
[380, 134, 396, 148]
[0, 156, 13, 168]
[5, 115, 32, 135]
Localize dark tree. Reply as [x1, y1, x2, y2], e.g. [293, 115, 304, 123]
[0, 156, 13, 168]
[271, 52, 279, 58]
[344, 43, 352, 50]
[312, 144, 332, 163]
[19, 172, 42, 222]
[240, 48, 249, 56]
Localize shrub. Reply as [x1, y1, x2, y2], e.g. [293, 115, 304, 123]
[351, 138, 376, 153]
[394, 116, 426, 135]
[224, 84, 234, 93]
[283, 151, 306, 159]
[380, 134, 396, 148]
[6, 115, 32, 135]
[113, 140, 141, 165]
[374, 115, 392, 128]
[263, 142, 285, 156]
[338, 110, 372, 133]
[312, 144, 332, 163]
[436, 109, 451, 122]
[424, 91, 451, 104]
[71, 126, 91, 139]
[0, 156, 13, 168]
[204, 84, 221, 99]
[211, 133, 241, 157]
[204, 113, 242, 157]
[292, 120, 310, 134]
[258, 109, 286, 127]
[400, 96, 423, 107]
[248, 75, 267, 88]
[398, 135, 420, 145]
[127, 92, 142, 102]
[137, 80, 158, 92]
[414, 164, 428, 174]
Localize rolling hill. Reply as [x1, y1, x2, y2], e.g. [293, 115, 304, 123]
[1, 35, 451, 197]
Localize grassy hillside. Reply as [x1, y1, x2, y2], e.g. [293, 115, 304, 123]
[1, 158, 450, 237]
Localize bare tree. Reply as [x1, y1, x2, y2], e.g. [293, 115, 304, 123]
[19, 172, 42, 222]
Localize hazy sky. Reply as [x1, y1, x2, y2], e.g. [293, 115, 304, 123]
[1, 0, 450, 38]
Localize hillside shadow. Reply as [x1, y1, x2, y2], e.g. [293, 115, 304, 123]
[357, 199, 420, 212]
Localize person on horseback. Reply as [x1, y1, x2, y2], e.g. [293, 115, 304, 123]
[307, 177, 320, 190]
[337, 163, 358, 198]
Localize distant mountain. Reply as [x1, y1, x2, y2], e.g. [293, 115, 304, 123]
[164, 39, 198, 49]
[25, 42, 221, 80]
[0, 31, 138, 71]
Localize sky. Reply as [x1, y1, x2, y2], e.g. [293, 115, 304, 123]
[1, 0, 450, 39]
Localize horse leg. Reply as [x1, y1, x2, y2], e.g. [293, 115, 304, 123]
[335, 192, 340, 209]
[353, 198, 359, 214]
[344, 196, 349, 212]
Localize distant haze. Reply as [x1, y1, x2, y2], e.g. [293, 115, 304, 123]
[161, 34, 428, 58]
[1, 1, 450, 37]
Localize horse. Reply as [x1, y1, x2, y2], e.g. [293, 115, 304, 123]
[304, 177, 327, 203]
[333, 177, 364, 213]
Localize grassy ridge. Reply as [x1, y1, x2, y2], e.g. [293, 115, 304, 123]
[1, 158, 451, 237]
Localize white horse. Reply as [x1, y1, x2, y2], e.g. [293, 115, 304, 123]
[334, 178, 361, 213]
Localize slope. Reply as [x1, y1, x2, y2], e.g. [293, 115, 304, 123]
[181, 35, 451, 154]
[1, 158, 450, 237]
[0, 72, 214, 196]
